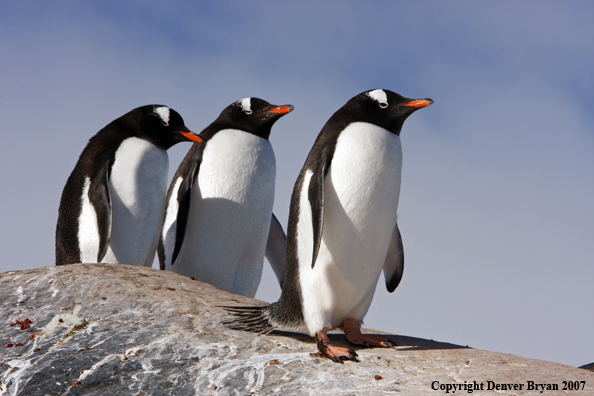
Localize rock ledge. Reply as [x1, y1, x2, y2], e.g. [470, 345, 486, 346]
[1, 264, 592, 395]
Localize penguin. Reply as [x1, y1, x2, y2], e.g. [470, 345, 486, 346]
[158, 97, 293, 298]
[223, 89, 433, 363]
[55, 105, 202, 267]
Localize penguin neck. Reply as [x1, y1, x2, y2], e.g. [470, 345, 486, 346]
[200, 122, 271, 142]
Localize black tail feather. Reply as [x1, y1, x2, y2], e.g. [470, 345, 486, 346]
[220, 304, 275, 334]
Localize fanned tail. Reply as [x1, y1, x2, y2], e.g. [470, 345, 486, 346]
[221, 304, 275, 334]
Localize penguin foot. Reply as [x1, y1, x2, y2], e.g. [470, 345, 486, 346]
[346, 333, 396, 348]
[343, 318, 396, 348]
[316, 330, 359, 363]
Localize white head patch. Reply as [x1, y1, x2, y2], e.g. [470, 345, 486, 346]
[367, 89, 388, 107]
[240, 98, 252, 114]
[154, 106, 170, 126]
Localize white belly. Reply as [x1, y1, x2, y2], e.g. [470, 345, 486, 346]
[299, 122, 402, 334]
[102, 137, 169, 266]
[172, 130, 276, 297]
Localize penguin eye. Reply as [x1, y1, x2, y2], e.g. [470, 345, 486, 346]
[379, 102, 388, 109]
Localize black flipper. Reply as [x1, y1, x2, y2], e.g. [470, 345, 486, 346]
[159, 142, 205, 269]
[88, 160, 112, 263]
[171, 165, 198, 264]
[383, 222, 405, 293]
[308, 143, 335, 269]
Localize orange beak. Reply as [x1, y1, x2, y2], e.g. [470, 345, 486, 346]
[180, 131, 203, 143]
[403, 99, 434, 108]
[269, 105, 294, 115]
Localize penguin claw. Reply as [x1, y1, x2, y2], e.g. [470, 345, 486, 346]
[382, 339, 397, 348]
[343, 318, 397, 349]
[346, 333, 396, 349]
[318, 344, 359, 363]
[316, 333, 359, 363]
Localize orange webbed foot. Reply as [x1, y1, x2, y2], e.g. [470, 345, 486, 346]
[315, 329, 359, 363]
[343, 318, 396, 348]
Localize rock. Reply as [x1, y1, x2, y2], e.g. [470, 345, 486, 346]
[1, 264, 592, 395]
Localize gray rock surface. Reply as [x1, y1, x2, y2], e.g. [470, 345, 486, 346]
[1, 264, 592, 395]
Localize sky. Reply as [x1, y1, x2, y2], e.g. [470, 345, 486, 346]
[1, 1, 593, 368]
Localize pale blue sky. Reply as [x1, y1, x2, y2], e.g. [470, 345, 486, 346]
[1, 1, 593, 367]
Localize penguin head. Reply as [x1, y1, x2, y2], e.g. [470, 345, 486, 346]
[214, 97, 294, 140]
[126, 105, 202, 149]
[343, 89, 433, 135]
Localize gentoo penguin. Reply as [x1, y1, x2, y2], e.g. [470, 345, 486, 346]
[55, 105, 202, 266]
[224, 89, 433, 362]
[158, 97, 293, 298]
